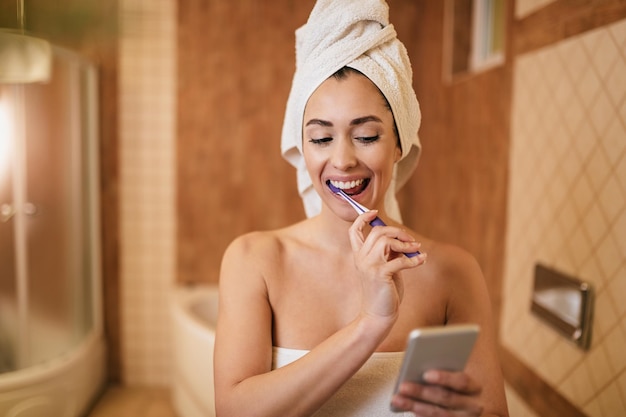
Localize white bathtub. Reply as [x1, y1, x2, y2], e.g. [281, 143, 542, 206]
[171, 285, 219, 417]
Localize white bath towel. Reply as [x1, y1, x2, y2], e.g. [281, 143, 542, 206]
[281, 0, 422, 221]
[273, 347, 412, 416]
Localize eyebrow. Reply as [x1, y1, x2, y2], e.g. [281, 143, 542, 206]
[305, 118, 333, 127]
[304, 115, 383, 127]
[350, 115, 382, 126]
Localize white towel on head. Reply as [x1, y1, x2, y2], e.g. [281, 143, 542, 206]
[281, 0, 421, 222]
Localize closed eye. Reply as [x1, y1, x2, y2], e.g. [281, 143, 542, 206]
[309, 137, 333, 145]
[356, 135, 379, 143]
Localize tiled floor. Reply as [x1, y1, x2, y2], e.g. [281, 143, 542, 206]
[88, 386, 178, 417]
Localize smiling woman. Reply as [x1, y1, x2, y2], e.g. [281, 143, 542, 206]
[302, 69, 401, 224]
[213, 1, 509, 416]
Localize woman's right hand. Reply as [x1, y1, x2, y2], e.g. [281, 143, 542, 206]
[348, 210, 426, 320]
[390, 369, 484, 415]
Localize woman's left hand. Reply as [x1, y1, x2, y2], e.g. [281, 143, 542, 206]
[390, 369, 484, 416]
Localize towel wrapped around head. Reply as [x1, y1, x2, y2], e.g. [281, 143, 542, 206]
[280, 0, 422, 222]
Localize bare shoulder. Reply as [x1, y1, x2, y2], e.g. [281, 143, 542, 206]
[223, 229, 282, 263]
[221, 230, 283, 285]
[408, 236, 490, 324]
[425, 239, 483, 281]
[217, 227, 291, 336]
[398, 235, 489, 323]
[220, 221, 308, 286]
[388, 221, 481, 282]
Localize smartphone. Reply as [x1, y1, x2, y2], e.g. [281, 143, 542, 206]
[390, 324, 480, 411]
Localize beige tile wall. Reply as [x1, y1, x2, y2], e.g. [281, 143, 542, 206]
[119, 0, 177, 385]
[505, 385, 539, 417]
[502, 17, 626, 417]
[515, 0, 556, 19]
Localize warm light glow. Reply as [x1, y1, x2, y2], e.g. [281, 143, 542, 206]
[0, 94, 14, 184]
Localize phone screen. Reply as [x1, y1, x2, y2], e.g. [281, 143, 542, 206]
[390, 324, 479, 410]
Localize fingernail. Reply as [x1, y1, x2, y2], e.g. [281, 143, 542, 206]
[391, 395, 406, 409]
[423, 370, 438, 383]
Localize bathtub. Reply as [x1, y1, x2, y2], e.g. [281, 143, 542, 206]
[171, 285, 219, 417]
[0, 329, 106, 417]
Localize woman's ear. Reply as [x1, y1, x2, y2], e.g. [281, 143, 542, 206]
[394, 145, 402, 163]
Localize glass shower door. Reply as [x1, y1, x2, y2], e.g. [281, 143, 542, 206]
[0, 45, 99, 373]
[0, 88, 18, 372]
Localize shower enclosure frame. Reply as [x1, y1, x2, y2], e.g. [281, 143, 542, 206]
[0, 44, 106, 417]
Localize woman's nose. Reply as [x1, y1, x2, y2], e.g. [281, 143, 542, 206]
[330, 138, 357, 170]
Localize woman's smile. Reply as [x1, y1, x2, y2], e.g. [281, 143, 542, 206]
[328, 178, 370, 195]
[302, 70, 401, 217]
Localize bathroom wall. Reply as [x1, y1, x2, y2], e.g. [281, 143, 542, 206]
[501, 1, 626, 416]
[176, 0, 313, 284]
[515, 0, 555, 18]
[398, 1, 511, 328]
[116, 0, 508, 388]
[118, 0, 176, 385]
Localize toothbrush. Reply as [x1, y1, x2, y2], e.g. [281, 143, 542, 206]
[327, 181, 420, 258]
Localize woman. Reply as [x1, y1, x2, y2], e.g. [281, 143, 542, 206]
[214, 1, 509, 416]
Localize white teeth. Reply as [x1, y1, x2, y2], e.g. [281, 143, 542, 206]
[330, 179, 364, 190]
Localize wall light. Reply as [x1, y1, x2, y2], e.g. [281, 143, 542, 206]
[0, 0, 51, 84]
[0, 30, 51, 83]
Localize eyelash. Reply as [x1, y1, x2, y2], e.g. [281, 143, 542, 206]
[359, 135, 380, 143]
[309, 137, 332, 145]
[308, 136, 380, 145]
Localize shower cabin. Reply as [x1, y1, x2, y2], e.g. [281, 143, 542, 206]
[0, 41, 105, 416]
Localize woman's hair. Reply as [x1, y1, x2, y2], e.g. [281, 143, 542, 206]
[331, 66, 400, 145]
[331, 66, 362, 80]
